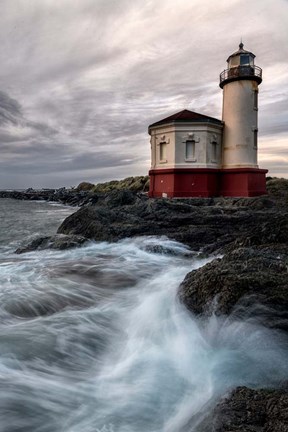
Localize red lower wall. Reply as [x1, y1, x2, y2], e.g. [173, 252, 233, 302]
[149, 168, 268, 198]
[149, 169, 219, 198]
[220, 168, 268, 197]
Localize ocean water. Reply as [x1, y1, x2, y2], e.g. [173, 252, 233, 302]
[0, 198, 287, 432]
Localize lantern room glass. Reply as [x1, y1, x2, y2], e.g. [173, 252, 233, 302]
[228, 54, 254, 69]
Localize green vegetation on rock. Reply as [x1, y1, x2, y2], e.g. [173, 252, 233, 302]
[76, 182, 95, 191]
[76, 176, 150, 193]
[266, 177, 288, 197]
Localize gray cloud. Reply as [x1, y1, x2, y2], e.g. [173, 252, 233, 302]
[0, 150, 140, 175]
[0, 91, 23, 126]
[0, 0, 287, 188]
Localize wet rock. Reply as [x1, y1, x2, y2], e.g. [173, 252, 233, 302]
[178, 245, 288, 331]
[142, 242, 195, 257]
[50, 259, 138, 289]
[199, 386, 288, 432]
[15, 234, 88, 254]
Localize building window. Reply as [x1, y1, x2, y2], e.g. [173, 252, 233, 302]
[185, 140, 195, 160]
[211, 141, 217, 162]
[159, 142, 167, 161]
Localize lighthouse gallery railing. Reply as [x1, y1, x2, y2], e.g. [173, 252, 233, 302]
[220, 65, 262, 85]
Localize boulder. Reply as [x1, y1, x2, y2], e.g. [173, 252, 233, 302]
[76, 181, 95, 191]
[15, 234, 88, 254]
[178, 245, 288, 331]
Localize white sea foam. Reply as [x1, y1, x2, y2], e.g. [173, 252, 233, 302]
[0, 199, 287, 432]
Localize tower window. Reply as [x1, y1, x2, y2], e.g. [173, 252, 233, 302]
[254, 130, 258, 149]
[185, 140, 195, 160]
[253, 90, 258, 110]
[159, 142, 167, 161]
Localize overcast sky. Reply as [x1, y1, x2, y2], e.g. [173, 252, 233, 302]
[0, 0, 287, 189]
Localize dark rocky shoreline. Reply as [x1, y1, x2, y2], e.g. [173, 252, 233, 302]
[1, 177, 288, 430]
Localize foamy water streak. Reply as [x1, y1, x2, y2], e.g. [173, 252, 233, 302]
[0, 199, 287, 432]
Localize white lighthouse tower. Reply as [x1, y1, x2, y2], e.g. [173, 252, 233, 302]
[219, 42, 267, 196]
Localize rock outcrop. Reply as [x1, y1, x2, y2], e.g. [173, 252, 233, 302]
[199, 386, 288, 432]
[57, 189, 284, 252]
[15, 234, 88, 254]
[179, 245, 288, 331]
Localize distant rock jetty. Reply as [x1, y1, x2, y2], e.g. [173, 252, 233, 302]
[0, 187, 96, 207]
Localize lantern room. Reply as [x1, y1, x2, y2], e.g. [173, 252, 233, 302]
[228, 42, 255, 67]
[220, 42, 262, 88]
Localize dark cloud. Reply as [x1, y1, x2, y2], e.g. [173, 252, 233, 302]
[0, 91, 23, 125]
[0, 150, 140, 175]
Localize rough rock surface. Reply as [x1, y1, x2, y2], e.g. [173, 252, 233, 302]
[178, 245, 288, 331]
[15, 234, 88, 254]
[57, 189, 285, 252]
[199, 386, 288, 432]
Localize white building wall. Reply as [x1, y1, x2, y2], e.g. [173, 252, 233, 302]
[222, 79, 259, 168]
[150, 125, 175, 169]
[174, 125, 223, 168]
[149, 122, 223, 170]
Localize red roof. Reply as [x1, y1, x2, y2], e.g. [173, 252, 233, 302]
[149, 109, 222, 128]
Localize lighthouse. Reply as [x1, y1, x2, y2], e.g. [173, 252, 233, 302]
[148, 42, 268, 198]
[219, 42, 267, 196]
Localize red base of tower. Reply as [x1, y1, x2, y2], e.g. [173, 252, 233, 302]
[220, 168, 268, 197]
[149, 168, 268, 198]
